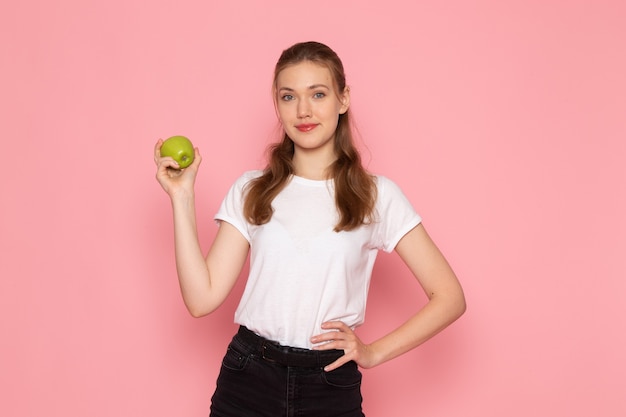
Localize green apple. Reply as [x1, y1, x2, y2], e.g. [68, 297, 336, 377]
[160, 135, 195, 169]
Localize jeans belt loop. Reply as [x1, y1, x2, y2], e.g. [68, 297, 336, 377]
[261, 343, 276, 363]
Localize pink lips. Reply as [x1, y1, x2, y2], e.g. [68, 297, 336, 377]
[295, 124, 317, 132]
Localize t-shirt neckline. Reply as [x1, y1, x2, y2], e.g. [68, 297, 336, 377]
[291, 175, 332, 187]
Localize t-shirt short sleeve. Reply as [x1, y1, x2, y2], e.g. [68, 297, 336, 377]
[374, 176, 422, 253]
[213, 170, 262, 242]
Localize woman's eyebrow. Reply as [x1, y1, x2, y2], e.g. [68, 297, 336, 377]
[307, 84, 330, 90]
[278, 84, 330, 92]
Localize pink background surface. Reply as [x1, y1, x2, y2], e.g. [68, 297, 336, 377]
[1, 1, 625, 416]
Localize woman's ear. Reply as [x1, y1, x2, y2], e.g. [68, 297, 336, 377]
[339, 86, 351, 114]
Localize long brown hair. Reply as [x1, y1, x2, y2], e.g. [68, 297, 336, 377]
[243, 41, 377, 232]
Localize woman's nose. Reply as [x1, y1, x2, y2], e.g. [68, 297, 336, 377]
[297, 100, 311, 118]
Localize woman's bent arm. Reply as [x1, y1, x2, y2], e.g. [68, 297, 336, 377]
[367, 223, 466, 365]
[155, 140, 249, 317]
[312, 223, 466, 371]
[171, 192, 249, 317]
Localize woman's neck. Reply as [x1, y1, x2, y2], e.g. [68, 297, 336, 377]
[292, 151, 335, 180]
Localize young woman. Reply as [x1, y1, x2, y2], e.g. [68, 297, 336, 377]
[154, 41, 466, 417]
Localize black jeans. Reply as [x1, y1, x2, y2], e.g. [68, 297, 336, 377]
[210, 326, 365, 417]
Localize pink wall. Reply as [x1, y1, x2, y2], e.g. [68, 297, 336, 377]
[1, 1, 625, 416]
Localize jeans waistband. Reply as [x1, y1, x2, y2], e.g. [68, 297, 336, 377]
[236, 325, 344, 368]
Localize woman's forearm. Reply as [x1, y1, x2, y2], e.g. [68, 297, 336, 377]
[368, 289, 466, 367]
[170, 192, 213, 316]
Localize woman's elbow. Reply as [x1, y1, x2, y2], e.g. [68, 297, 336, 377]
[186, 303, 216, 318]
[457, 297, 467, 319]
[451, 290, 467, 320]
[435, 287, 466, 322]
[188, 308, 208, 318]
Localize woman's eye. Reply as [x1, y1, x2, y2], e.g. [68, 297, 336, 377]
[313, 92, 326, 99]
[281, 94, 294, 101]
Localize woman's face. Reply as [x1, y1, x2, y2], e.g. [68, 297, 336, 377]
[274, 61, 350, 155]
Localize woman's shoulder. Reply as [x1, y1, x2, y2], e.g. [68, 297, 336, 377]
[240, 169, 264, 181]
[371, 174, 411, 201]
[231, 169, 264, 186]
[372, 173, 398, 190]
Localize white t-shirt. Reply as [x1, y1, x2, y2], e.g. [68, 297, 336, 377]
[214, 171, 422, 349]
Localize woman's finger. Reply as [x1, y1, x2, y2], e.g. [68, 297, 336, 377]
[157, 157, 180, 171]
[154, 139, 164, 164]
